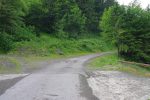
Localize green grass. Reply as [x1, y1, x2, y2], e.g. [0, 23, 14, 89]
[89, 54, 150, 77]
[89, 54, 119, 69]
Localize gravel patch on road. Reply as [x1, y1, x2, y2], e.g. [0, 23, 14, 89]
[87, 71, 150, 100]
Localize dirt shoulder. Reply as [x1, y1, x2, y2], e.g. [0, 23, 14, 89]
[87, 71, 150, 100]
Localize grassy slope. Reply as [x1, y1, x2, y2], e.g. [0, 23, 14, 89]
[10, 35, 114, 56]
[89, 54, 150, 77]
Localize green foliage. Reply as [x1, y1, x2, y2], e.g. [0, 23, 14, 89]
[89, 54, 150, 77]
[56, 2, 86, 38]
[100, 3, 150, 63]
[0, 0, 38, 52]
[11, 35, 113, 56]
[76, 0, 117, 32]
[13, 26, 36, 41]
[25, 0, 87, 38]
[0, 32, 14, 52]
[89, 54, 119, 69]
[24, 0, 116, 36]
[0, 0, 25, 33]
[0, 56, 21, 73]
[100, 5, 125, 43]
[0, 0, 117, 55]
[25, 0, 55, 33]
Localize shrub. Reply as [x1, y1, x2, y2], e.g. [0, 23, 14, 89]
[0, 32, 14, 52]
[13, 26, 36, 42]
[100, 4, 150, 63]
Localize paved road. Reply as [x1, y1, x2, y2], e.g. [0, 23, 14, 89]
[0, 54, 102, 100]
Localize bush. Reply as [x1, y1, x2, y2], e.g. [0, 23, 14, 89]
[0, 32, 14, 52]
[13, 26, 36, 42]
[100, 4, 150, 63]
[11, 35, 113, 56]
[54, 1, 86, 39]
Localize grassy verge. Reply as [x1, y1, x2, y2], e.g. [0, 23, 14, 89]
[0, 57, 20, 74]
[89, 54, 150, 77]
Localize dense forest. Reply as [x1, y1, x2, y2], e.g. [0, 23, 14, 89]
[0, 0, 149, 64]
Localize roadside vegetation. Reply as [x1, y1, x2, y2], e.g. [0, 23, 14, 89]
[0, 57, 20, 73]
[88, 1, 150, 77]
[89, 54, 150, 77]
[0, 0, 115, 55]
[100, 2, 150, 64]
[10, 35, 113, 56]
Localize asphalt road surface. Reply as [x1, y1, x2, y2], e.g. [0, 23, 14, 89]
[0, 53, 150, 100]
[0, 54, 101, 100]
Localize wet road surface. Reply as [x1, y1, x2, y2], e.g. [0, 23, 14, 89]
[0, 54, 101, 100]
[1, 53, 150, 100]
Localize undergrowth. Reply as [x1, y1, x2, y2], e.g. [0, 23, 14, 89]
[10, 35, 114, 56]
